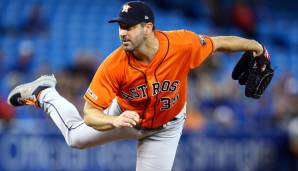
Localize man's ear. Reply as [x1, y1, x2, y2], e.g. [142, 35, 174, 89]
[144, 22, 154, 34]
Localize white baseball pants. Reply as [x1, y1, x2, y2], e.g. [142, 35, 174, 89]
[38, 88, 186, 171]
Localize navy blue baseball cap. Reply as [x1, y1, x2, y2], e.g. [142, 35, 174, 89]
[108, 1, 154, 26]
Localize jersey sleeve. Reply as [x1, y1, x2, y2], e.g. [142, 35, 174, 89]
[186, 31, 214, 69]
[84, 58, 120, 110]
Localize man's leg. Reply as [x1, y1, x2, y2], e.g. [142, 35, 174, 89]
[136, 106, 186, 171]
[7, 75, 139, 149]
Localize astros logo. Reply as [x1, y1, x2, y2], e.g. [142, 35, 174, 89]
[122, 4, 131, 13]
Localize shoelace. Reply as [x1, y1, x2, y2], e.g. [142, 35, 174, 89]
[18, 95, 38, 106]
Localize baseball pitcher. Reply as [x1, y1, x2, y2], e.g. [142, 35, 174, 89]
[7, 1, 273, 171]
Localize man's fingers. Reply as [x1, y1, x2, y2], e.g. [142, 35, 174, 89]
[125, 114, 139, 123]
[115, 119, 134, 128]
[123, 111, 140, 123]
[114, 111, 140, 128]
[122, 117, 137, 126]
[118, 122, 133, 128]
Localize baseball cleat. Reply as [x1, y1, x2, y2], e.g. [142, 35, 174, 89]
[7, 75, 57, 107]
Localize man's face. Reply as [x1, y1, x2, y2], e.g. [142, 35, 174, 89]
[118, 23, 146, 51]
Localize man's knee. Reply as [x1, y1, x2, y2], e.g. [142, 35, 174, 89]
[67, 139, 93, 149]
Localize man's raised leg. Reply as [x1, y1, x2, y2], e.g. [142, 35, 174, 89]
[7, 75, 139, 149]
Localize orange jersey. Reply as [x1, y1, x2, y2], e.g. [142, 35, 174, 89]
[84, 30, 214, 129]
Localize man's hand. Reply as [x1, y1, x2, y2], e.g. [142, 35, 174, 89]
[253, 44, 263, 57]
[112, 111, 140, 128]
[83, 102, 141, 131]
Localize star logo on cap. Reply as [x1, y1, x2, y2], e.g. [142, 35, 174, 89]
[122, 4, 131, 13]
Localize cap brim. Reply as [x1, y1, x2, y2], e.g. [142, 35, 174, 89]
[108, 17, 139, 25]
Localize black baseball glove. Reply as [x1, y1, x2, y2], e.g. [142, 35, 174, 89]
[232, 47, 274, 99]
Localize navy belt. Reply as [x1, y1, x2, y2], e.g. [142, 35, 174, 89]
[134, 117, 178, 131]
